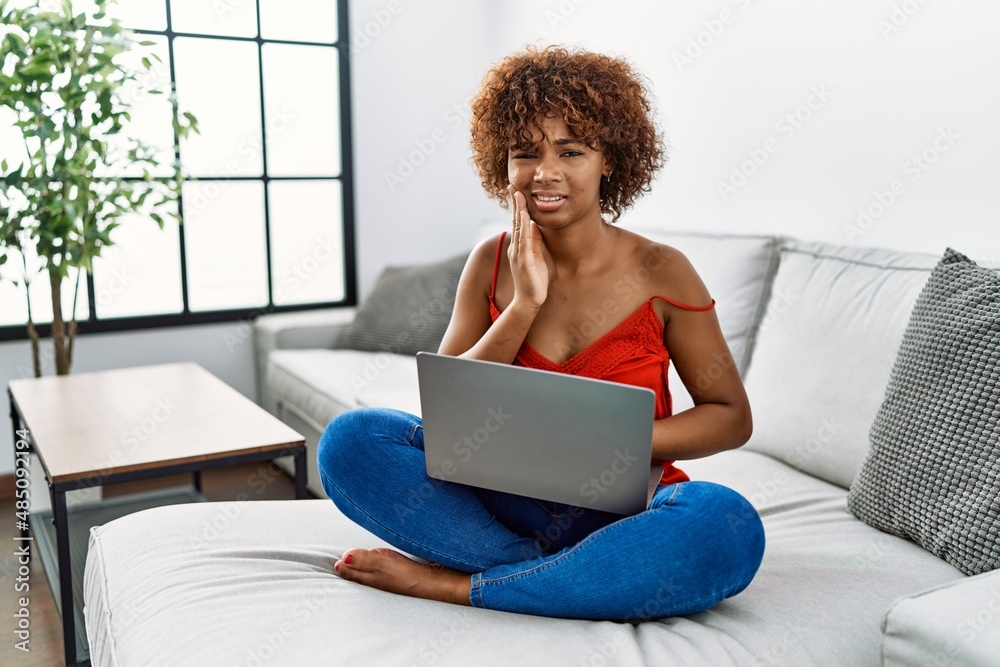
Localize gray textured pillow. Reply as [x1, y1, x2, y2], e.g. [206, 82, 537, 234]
[847, 248, 1000, 576]
[341, 253, 468, 356]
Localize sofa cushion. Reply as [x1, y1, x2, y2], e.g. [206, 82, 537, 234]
[742, 241, 943, 488]
[847, 249, 1000, 576]
[84, 448, 964, 667]
[267, 349, 421, 433]
[627, 229, 784, 413]
[879, 568, 1000, 666]
[253, 307, 358, 416]
[341, 253, 467, 356]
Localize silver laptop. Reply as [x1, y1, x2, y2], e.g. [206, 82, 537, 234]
[416, 352, 663, 515]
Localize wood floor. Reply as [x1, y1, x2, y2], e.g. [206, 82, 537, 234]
[0, 463, 310, 666]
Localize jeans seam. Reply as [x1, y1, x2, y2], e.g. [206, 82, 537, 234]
[476, 483, 691, 591]
[476, 503, 655, 588]
[470, 573, 485, 607]
[477, 498, 754, 617]
[663, 482, 682, 505]
[319, 467, 489, 572]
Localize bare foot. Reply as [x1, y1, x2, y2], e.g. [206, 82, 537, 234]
[333, 548, 473, 606]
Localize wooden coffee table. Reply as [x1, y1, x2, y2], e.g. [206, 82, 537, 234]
[7, 362, 307, 667]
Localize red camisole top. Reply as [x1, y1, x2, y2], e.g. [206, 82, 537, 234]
[487, 232, 716, 487]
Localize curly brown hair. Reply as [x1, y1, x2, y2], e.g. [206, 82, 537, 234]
[469, 45, 665, 222]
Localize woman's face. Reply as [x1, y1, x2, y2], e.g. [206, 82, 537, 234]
[507, 114, 610, 228]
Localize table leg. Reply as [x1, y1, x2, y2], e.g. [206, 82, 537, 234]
[52, 489, 78, 667]
[294, 448, 308, 499]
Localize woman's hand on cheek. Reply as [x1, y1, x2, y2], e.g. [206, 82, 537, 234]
[507, 185, 549, 310]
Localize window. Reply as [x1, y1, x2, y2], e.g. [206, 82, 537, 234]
[0, 0, 355, 340]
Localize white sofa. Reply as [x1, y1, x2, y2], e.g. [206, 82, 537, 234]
[82, 229, 1000, 666]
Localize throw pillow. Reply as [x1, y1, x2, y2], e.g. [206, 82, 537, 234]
[847, 248, 1000, 576]
[340, 253, 468, 356]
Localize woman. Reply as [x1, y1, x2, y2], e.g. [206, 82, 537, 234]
[317, 46, 764, 621]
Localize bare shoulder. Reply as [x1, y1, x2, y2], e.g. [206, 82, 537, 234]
[617, 228, 713, 307]
[458, 233, 507, 294]
[437, 233, 507, 355]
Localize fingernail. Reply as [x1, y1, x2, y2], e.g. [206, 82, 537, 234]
[345, 554, 354, 564]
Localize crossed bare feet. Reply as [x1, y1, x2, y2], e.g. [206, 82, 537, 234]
[333, 548, 473, 606]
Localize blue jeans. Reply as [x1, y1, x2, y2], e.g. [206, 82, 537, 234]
[317, 408, 765, 621]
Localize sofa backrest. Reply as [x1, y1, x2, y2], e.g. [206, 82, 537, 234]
[741, 240, 944, 489]
[474, 224, 991, 491]
[630, 228, 785, 413]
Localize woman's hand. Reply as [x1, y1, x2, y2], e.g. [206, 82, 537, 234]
[506, 184, 549, 310]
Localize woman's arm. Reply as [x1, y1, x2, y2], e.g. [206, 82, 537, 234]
[437, 189, 549, 363]
[650, 248, 753, 461]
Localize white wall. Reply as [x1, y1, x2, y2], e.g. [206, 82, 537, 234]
[348, 0, 506, 298]
[482, 0, 999, 260]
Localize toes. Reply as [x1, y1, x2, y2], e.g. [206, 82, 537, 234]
[334, 548, 364, 577]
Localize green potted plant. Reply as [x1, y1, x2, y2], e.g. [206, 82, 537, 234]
[0, 0, 197, 376]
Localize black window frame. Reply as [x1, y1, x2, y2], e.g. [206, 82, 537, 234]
[0, 0, 356, 342]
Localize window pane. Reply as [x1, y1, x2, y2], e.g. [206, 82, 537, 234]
[101, 35, 175, 179]
[173, 37, 263, 177]
[170, 0, 257, 38]
[260, 0, 337, 43]
[106, 0, 167, 31]
[184, 181, 269, 312]
[0, 249, 89, 327]
[92, 185, 183, 318]
[0, 107, 28, 170]
[262, 44, 341, 177]
[268, 180, 344, 306]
